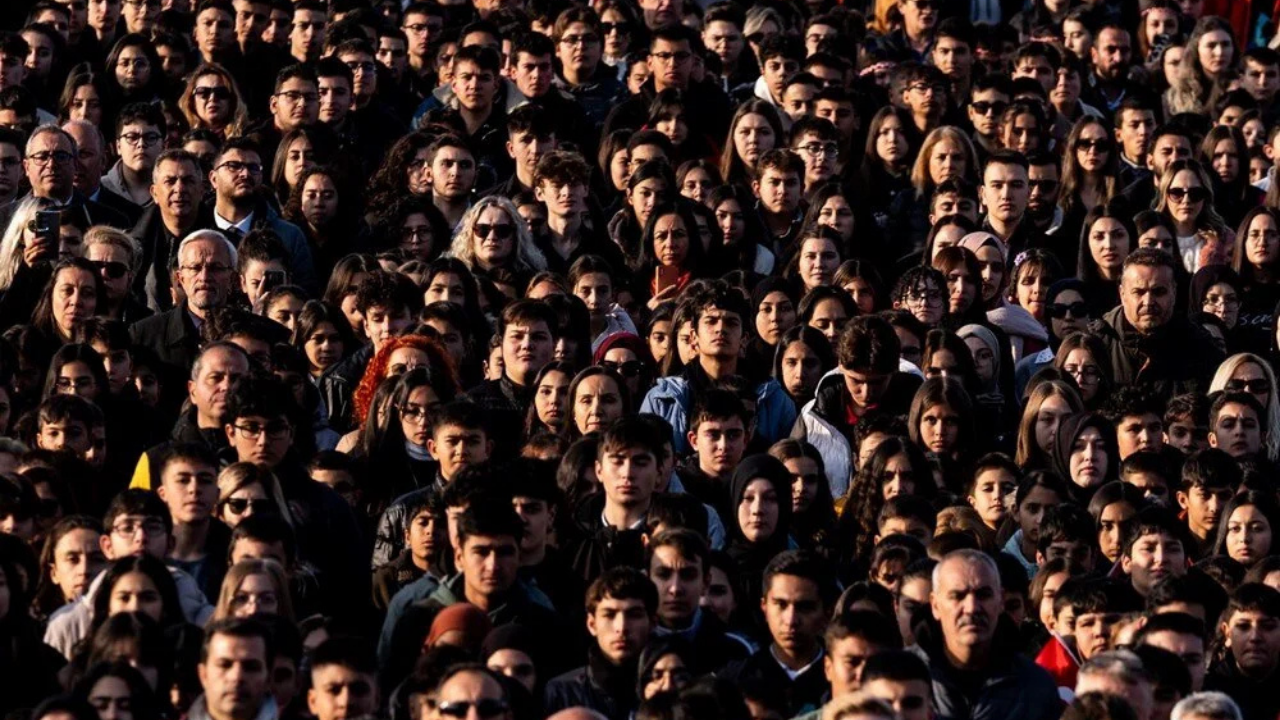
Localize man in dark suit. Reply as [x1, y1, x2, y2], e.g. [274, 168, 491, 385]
[0, 125, 131, 232]
[62, 120, 143, 228]
[132, 149, 207, 311]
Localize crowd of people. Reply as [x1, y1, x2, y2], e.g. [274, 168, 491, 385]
[4, 1, 1280, 720]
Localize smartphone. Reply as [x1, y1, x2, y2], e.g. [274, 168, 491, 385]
[655, 265, 680, 294]
[34, 210, 59, 240]
[262, 270, 286, 292]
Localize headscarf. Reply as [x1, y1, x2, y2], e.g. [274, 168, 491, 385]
[425, 603, 493, 651]
[592, 331, 655, 367]
[1189, 265, 1242, 319]
[958, 231, 1008, 260]
[957, 323, 1003, 397]
[634, 635, 697, 699]
[726, 455, 794, 565]
[1050, 412, 1117, 503]
[750, 276, 798, 313]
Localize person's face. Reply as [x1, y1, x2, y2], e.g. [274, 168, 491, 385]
[652, 212, 690, 268]
[1226, 503, 1273, 566]
[980, 161, 1029, 224]
[1091, 27, 1132, 80]
[1227, 362, 1272, 411]
[1123, 530, 1187, 594]
[1198, 29, 1234, 76]
[212, 147, 264, 207]
[839, 365, 891, 413]
[50, 527, 105, 602]
[22, 30, 55, 79]
[1016, 485, 1060, 546]
[87, 675, 133, 720]
[1117, 109, 1156, 162]
[226, 413, 293, 468]
[755, 291, 795, 345]
[930, 557, 1002, 651]
[1074, 122, 1112, 176]
[300, 173, 339, 231]
[430, 423, 490, 480]
[1223, 609, 1280, 677]
[230, 572, 280, 617]
[808, 297, 849, 343]
[486, 648, 535, 693]
[194, 7, 235, 58]
[943, 263, 977, 314]
[587, 594, 652, 665]
[158, 459, 218, 524]
[188, 346, 249, 424]
[733, 112, 777, 167]
[25, 131, 76, 198]
[969, 468, 1015, 529]
[532, 368, 570, 430]
[647, 38, 694, 91]
[649, 544, 706, 625]
[737, 478, 780, 543]
[1202, 281, 1240, 328]
[761, 54, 799, 100]
[451, 59, 497, 111]
[689, 417, 747, 477]
[151, 158, 201, 221]
[308, 664, 377, 720]
[317, 74, 352, 124]
[798, 237, 839, 290]
[1120, 264, 1175, 334]
[793, 133, 837, 187]
[501, 321, 553, 385]
[362, 302, 410, 353]
[1074, 609, 1123, 660]
[198, 634, 270, 720]
[1013, 55, 1054, 93]
[108, 570, 163, 619]
[1088, 217, 1130, 276]
[219, 483, 269, 528]
[968, 89, 1009, 138]
[1150, 140, 1194, 186]
[1209, 401, 1263, 458]
[573, 374, 623, 435]
[778, 340, 821, 402]
[433, 146, 477, 201]
[919, 402, 961, 454]
[269, 77, 319, 131]
[455, 532, 520, 600]
[1066, 426, 1107, 491]
[424, 272, 466, 308]
[1210, 137, 1242, 185]
[861, 678, 931, 720]
[762, 573, 825, 658]
[49, 266, 95, 338]
[396, 386, 438, 448]
[1143, 630, 1207, 691]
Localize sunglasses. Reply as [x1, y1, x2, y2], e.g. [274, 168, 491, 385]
[600, 21, 631, 35]
[1167, 186, 1208, 203]
[475, 223, 514, 240]
[1049, 301, 1089, 319]
[1076, 138, 1112, 152]
[222, 498, 275, 515]
[970, 100, 1008, 116]
[435, 700, 509, 719]
[91, 260, 129, 279]
[192, 86, 232, 101]
[601, 359, 644, 378]
[1227, 378, 1271, 394]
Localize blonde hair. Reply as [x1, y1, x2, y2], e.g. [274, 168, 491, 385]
[1209, 353, 1280, 462]
[822, 692, 897, 720]
[1015, 379, 1084, 467]
[0, 197, 54, 292]
[83, 225, 142, 274]
[178, 64, 250, 137]
[909, 126, 978, 199]
[447, 195, 547, 274]
[1153, 159, 1230, 238]
[216, 462, 294, 527]
[212, 558, 295, 623]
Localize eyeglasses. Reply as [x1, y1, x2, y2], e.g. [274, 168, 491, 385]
[601, 360, 645, 378]
[908, 82, 945, 95]
[112, 518, 166, 537]
[434, 700, 509, 719]
[179, 262, 233, 276]
[1063, 364, 1102, 381]
[907, 289, 943, 304]
[401, 226, 431, 242]
[26, 150, 74, 166]
[650, 50, 692, 64]
[232, 421, 291, 439]
[1167, 186, 1208, 203]
[192, 86, 232, 101]
[1076, 138, 1112, 152]
[1049, 301, 1089, 319]
[345, 60, 377, 74]
[1203, 293, 1239, 308]
[222, 498, 275, 515]
[475, 223, 514, 239]
[560, 34, 600, 46]
[217, 160, 263, 176]
[119, 131, 162, 148]
[1227, 378, 1271, 394]
[970, 100, 1008, 116]
[274, 90, 319, 104]
[399, 404, 431, 423]
[795, 142, 840, 157]
[600, 21, 631, 35]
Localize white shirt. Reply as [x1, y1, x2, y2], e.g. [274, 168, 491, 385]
[213, 211, 253, 237]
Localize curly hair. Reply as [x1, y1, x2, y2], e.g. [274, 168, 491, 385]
[366, 131, 435, 212]
[351, 335, 461, 425]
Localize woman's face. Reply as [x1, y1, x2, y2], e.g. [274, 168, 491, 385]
[755, 290, 796, 345]
[1227, 504, 1273, 566]
[627, 61, 650, 94]
[300, 173, 338, 229]
[534, 369, 570, 431]
[1229, 361, 1271, 410]
[574, 374, 623, 435]
[399, 385, 439, 447]
[609, 149, 631, 191]
[925, 348, 958, 380]
[653, 213, 690, 268]
[386, 347, 430, 378]
[733, 113, 776, 167]
[629, 178, 666, 228]
[843, 277, 875, 315]
[70, 84, 103, 124]
[53, 267, 97, 338]
[920, 402, 961, 454]
[398, 212, 434, 260]
[1098, 501, 1136, 562]
[1062, 347, 1103, 401]
[487, 648, 536, 692]
[928, 138, 967, 184]
[220, 483, 269, 527]
[1064, 20, 1093, 58]
[1002, 112, 1039, 155]
[875, 115, 909, 166]
[675, 320, 696, 364]
[738, 478, 780, 543]
[1244, 118, 1267, 150]
[1246, 213, 1280, 268]
[472, 206, 517, 268]
[407, 147, 432, 195]
[1198, 29, 1234, 76]
[108, 570, 163, 621]
[1050, 289, 1089, 339]
[807, 297, 848, 343]
[1163, 45, 1185, 86]
[1137, 226, 1175, 253]
[784, 456, 821, 514]
[972, 245, 1005, 304]
[648, 319, 671, 365]
[680, 167, 713, 203]
[1088, 217, 1131, 274]
[643, 652, 691, 700]
[57, 359, 98, 400]
[1211, 138, 1241, 184]
[903, 278, 945, 325]
[880, 452, 917, 499]
[945, 264, 978, 314]
[1075, 123, 1111, 174]
[780, 340, 821, 400]
[798, 237, 839, 290]
[1038, 570, 1070, 628]
[283, 136, 316, 191]
[656, 109, 688, 146]
[1016, 266, 1050, 320]
[1202, 281, 1240, 328]
[115, 46, 151, 91]
[304, 321, 343, 373]
[1165, 169, 1205, 226]
[231, 572, 281, 617]
[193, 73, 232, 125]
[818, 195, 855, 240]
[714, 198, 744, 244]
[1034, 394, 1075, 454]
[88, 675, 134, 720]
[701, 565, 736, 623]
[965, 335, 995, 384]
[424, 272, 466, 308]
[1069, 426, 1108, 489]
[600, 9, 631, 58]
[50, 527, 104, 602]
[931, 225, 967, 261]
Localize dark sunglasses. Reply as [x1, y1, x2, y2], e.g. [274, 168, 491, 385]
[600, 21, 631, 35]
[1076, 138, 1112, 152]
[222, 498, 275, 515]
[1049, 301, 1089, 319]
[192, 86, 232, 101]
[1167, 186, 1208, 203]
[475, 223, 514, 240]
[1227, 378, 1272, 394]
[601, 360, 644, 378]
[435, 700, 509, 719]
[91, 260, 129, 279]
[970, 100, 1008, 116]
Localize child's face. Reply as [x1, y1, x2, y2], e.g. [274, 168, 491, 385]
[38, 420, 92, 456]
[1164, 417, 1209, 454]
[429, 423, 491, 480]
[266, 295, 305, 333]
[405, 509, 439, 563]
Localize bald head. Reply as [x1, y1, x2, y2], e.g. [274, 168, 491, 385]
[62, 120, 105, 193]
[547, 710, 610, 720]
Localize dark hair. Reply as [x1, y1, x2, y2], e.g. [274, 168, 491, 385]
[201, 616, 276, 665]
[91, 556, 184, 633]
[456, 500, 524, 548]
[585, 566, 658, 614]
[762, 549, 835, 607]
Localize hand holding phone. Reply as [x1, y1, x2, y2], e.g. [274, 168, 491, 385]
[655, 265, 680, 295]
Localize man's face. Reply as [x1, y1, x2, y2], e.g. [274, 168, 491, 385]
[452, 60, 498, 111]
[226, 413, 293, 468]
[317, 75, 352, 125]
[815, 99, 856, 141]
[290, 8, 327, 61]
[0, 141, 21, 200]
[930, 557, 1002, 652]
[198, 634, 270, 720]
[1142, 630, 1206, 691]
[649, 545, 706, 626]
[509, 131, 554, 177]
[639, 0, 679, 30]
[101, 512, 168, 559]
[63, 124, 103, 193]
[703, 20, 743, 66]
[195, 7, 236, 57]
[1091, 27, 1132, 81]
[647, 38, 693, 91]
[24, 131, 75, 198]
[753, 168, 802, 214]
[376, 36, 408, 77]
[308, 665, 377, 720]
[432, 671, 509, 720]
[512, 52, 554, 98]
[501, 321, 553, 385]
[189, 346, 249, 424]
[1209, 402, 1264, 458]
[1013, 55, 1054, 93]
[1148, 135, 1193, 178]
[1120, 264, 1175, 334]
[840, 367, 892, 413]
[364, 303, 411, 351]
[1026, 162, 1060, 220]
[1223, 610, 1280, 677]
[762, 574, 826, 659]
[233, 0, 269, 48]
[1122, 531, 1187, 595]
[596, 445, 658, 508]
[762, 54, 799, 100]
[455, 533, 520, 598]
[782, 83, 816, 122]
[1117, 413, 1164, 459]
[689, 417, 747, 477]
[430, 146, 477, 200]
[980, 161, 1029, 224]
[901, 0, 937, 37]
[0, 51, 26, 90]
[793, 132, 837, 187]
[968, 88, 1009, 138]
[588, 596, 652, 664]
[430, 424, 490, 480]
[861, 678, 932, 720]
[824, 634, 882, 696]
[932, 36, 971, 79]
[1074, 611, 1122, 659]
[511, 495, 553, 554]
[270, 77, 319, 131]
[1177, 483, 1233, 540]
[1117, 109, 1156, 163]
[116, 121, 163, 174]
[1244, 59, 1280, 101]
[211, 148, 262, 204]
[338, 51, 377, 101]
[150, 158, 201, 221]
[158, 459, 218, 524]
[177, 238, 235, 312]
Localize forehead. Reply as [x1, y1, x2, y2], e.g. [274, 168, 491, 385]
[181, 238, 230, 261]
[157, 158, 199, 176]
[29, 131, 71, 151]
[936, 557, 998, 588]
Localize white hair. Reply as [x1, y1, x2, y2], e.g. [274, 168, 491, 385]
[1170, 692, 1243, 720]
[177, 228, 238, 268]
[1208, 353, 1280, 462]
[930, 548, 1001, 591]
[25, 123, 77, 155]
[60, 119, 104, 151]
[0, 196, 55, 292]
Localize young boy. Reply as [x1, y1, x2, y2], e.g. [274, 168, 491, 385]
[788, 116, 840, 192]
[967, 452, 1019, 532]
[1103, 386, 1166, 460]
[1035, 504, 1096, 571]
[569, 254, 636, 348]
[1206, 391, 1266, 459]
[752, 150, 805, 254]
[155, 443, 228, 601]
[535, 150, 628, 275]
[678, 389, 751, 521]
[35, 395, 100, 461]
[353, 270, 421, 353]
[1120, 450, 1175, 506]
[927, 178, 980, 226]
[1121, 506, 1190, 597]
[372, 492, 443, 611]
[876, 496, 935, 546]
[307, 637, 380, 720]
[1176, 449, 1240, 559]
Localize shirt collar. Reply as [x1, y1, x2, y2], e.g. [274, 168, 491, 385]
[213, 211, 253, 234]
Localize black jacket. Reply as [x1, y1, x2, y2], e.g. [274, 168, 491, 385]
[1089, 305, 1225, 399]
[465, 375, 533, 456]
[724, 646, 828, 718]
[566, 491, 648, 584]
[544, 646, 640, 720]
[93, 184, 144, 227]
[130, 203, 207, 311]
[0, 191, 130, 232]
[129, 304, 203, 407]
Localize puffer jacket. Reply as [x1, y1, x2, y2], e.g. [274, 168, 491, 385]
[640, 365, 797, 457]
[792, 370, 856, 499]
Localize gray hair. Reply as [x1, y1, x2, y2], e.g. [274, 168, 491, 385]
[177, 228, 238, 268]
[930, 548, 1002, 590]
[1078, 649, 1151, 686]
[26, 124, 77, 155]
[1170, 692, 1243, 720]
[60, 119, 104, 151]
[190, 340, 250, 382]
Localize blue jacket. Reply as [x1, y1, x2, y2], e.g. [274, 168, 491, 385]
[640, 372, 797, 456]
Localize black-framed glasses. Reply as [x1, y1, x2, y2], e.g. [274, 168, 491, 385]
[1167, 186, 1208, 203]
[475, 223, 514, 239]
[1227, 378, 1271, 394]
[119, 131, 162, 147]
[217, 160, 262, 176]
[26, 150, 74, 166]
[222, 498, 275, 515]
[1049, 301, 1088, 319]
[971, 100, 1008, 116]
[434, 700, 509, 719]
[600, 21, 631, 35]
[232, 421, 291, 439]
[91, 260, 130, 279]
[601, 360, 645, 378]
[193, 86, 232, 101]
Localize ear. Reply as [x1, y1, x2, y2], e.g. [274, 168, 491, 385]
[1034, 550, 1046, 566]
[197, 662, 208, 691]
[1208, 432, 1220, 449]
[751, 180, 762, 198]
[307, 688, 319, 717]
[534, 184, 546, 203]
[929, 586, 942, 621]
[156, 484, 168, 503]
[453, 542, 465, 569]
[99, 532, 115, 560]
[1176, 490, 1189, 511]
[506, 140, 516, 159]
[426, 437, 437, 456]
[1120, 553, 1132, 576]
[823, 653, 835, 683]
[586, 609, 598, 637]
[225, 425, 236, 444]
[686, 430, 698, 449]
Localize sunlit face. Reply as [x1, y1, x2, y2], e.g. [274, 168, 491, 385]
[573, 373, 623, 435]
[1165, 168, 1206, 226]
[919, 402, 961, 454]
[817, 195, 855, 240]
[732, 112, 776, 167]
[875, 114, 909, 166]
[1211, 138, 1241, 185]
[1198, 29, 1234, 76]
[1033, 394, 1074, 455]
[1226, 504, 1273, 566]
[1088, 217, 1130, 276]
[1202, 281, 1240, 328]
[1068, 426, 1108, 489]
[798, 236, 839, 290]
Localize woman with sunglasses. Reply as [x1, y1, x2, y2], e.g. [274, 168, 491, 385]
[1058, 117, 1120, 268]
[178, 64, 249, 139]
[216, 462, 293, 529]
[1156, 158, 1234, 273]
[1015, 279, 1093, 394]
[82, 227, 149, 324]
[448, 196, 548, 291]
[592, 332, 654, 403]
[1209, 353, 1280, 462]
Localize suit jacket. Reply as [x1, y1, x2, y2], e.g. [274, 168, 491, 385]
[92, 184, 143, 227]
[0, 191, 131, 232]
[129, 304, 202, 395]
